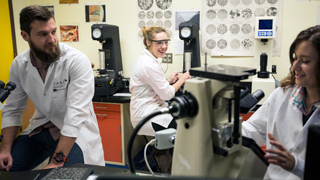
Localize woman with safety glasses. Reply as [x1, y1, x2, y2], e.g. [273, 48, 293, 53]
[130, 26, 191, 136]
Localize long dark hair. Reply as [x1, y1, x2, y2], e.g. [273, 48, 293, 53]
[280, 25, 320, 97]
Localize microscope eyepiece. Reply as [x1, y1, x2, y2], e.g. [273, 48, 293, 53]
[0, 81, 16, 103]
[0, 81, 5, 89]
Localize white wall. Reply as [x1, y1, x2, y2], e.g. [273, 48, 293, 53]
[11, 0, 320, 81]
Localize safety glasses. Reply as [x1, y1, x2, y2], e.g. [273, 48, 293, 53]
[151, 39, 170, 47]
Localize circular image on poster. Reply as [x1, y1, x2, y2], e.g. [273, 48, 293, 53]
[138, 30, 143, 38]
[217, 39, 228, 49]
[206, 39, 216, 49]
[230, 9, 240, 19]
[138, 0, 153, 10]
[241, 39, 253, 49]
[230, 0, 240, 6]
[156, 0, 172, 10]
[254, 7, 265, 16]
[147, 20, 154, 27]
[164, 20, 172, 28]
[242, 8, 252, 19]
[138, 11, 146, 19]
[155, 20, 163, 27]
[218, 0, 228, 6]
[138, 20, 146, 28]
[155, 11, 163, 19]
[164, 10, 172, 19]
[218, 24, 228, 34]
[230, 39, 240, 49]
[147, 11, 154, 19]
[218, 9, 228, 20]
[267, 0, 278, 4]
[206, 24, 216, 34]
[166, 28, 172, 37]
[206, 9, 216, 20]
[267, 7, 277, 16]
[207, 0, 217, 7]
[229, 24, 240, 34]
[242, 0, 253, 5]
[241, 23, 252, 34]
[255, 0, 266, 5]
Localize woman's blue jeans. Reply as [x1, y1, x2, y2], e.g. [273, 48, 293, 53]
[9, 128, 83, 171]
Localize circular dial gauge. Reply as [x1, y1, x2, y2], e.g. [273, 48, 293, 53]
[180, 27, 191, 38]
[92, 28, 102, 38]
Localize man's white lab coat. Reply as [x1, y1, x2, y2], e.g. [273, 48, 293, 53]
[2, 43, 105, 166]
[242, 86, 319, 179]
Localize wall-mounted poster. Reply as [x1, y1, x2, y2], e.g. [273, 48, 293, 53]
[85, 5, 106, 23]
[59, 0, 79, 4]
[60, 25, 79, 42]
[42, 6, 55, 20]
[137, 0, 174, 39]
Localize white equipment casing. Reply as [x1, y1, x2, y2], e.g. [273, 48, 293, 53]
[253, 16, 277, 104]
[172, 78, 268, 178]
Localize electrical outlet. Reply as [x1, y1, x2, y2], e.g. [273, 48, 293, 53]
[162, 55, 168, 63]
[162, 53, 173, 64]
[167, 53, 173, 63]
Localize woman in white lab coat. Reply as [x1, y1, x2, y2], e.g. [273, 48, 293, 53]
[242, 25, 320, 179]
[130, 26, 191, 136]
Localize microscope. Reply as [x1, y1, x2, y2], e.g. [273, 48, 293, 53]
[167, 15, 268, 179]
[179, 13, 201, 71]
[170, 66, 268, 179]
[91, 24, 125, 97]
[0, 81, 16, 110]
[252, 16, 277, 104]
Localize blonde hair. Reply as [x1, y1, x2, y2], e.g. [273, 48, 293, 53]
[141, 26, 169, 48]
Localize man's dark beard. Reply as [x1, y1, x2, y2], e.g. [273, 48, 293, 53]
[29, 40, 61, 63]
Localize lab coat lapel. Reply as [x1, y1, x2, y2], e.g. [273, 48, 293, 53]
[26, 57, 45, 85]
[293, 108, 320, 151]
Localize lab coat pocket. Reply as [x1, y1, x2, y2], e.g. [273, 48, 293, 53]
[52, 87, 68, 112]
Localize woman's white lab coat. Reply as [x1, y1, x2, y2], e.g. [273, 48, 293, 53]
[2, 43, 105, 166]
[130, 49, 175, 136]
[242, 85, 319, 179]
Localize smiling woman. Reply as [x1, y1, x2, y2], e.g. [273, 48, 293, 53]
[129, 26, 191, 136]
[242, 25, 320, 180]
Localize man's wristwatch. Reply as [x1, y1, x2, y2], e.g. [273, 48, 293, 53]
[52, 152, 68, 163]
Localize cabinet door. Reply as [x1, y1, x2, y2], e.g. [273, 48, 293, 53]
[96, 106, 122, 163]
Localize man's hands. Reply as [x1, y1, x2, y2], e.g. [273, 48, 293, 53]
[265, 133, 295, 171]
[0, 151, 13, 171]
[44, 160, 64, 169]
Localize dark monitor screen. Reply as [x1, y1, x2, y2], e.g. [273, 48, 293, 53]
[304, 123, 320, 179]
[259, 20, 273, 30]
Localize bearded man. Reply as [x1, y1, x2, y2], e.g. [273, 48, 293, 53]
[0, 5, 104, 171]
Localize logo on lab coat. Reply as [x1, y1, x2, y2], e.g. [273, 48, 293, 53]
[53, 79, 68, 91]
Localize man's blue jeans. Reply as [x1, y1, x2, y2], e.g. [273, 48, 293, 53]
[9, 128, 83, 171]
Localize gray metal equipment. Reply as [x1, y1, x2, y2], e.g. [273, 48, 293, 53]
[91, 24, 125, 97]
[169, 65, 269, 179]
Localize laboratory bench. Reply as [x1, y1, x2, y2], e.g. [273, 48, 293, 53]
[0, 163, 237, 180]
[92, 93, 144, 168]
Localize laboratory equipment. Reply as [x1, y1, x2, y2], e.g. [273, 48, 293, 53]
[179, 13, 201, 71]
[170, 65, 268, 179]
[91, 24, 125, 97]
[126, 65, 268, 179]
[252, 16, 277, 104]
[0, 80, 16, 110]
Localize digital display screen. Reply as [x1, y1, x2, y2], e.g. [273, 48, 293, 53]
[259, 20, 273, 30]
